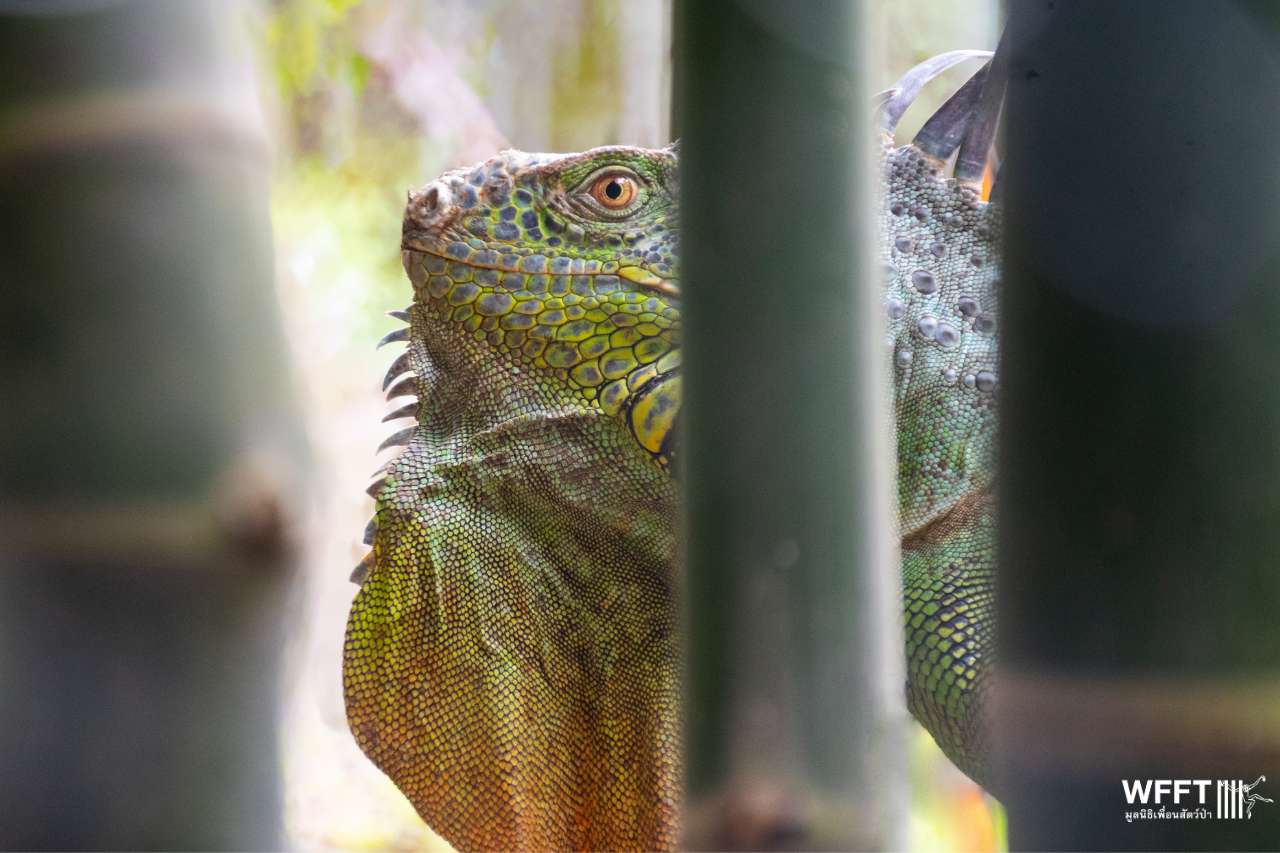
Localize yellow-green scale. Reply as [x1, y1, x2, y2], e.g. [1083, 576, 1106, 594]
[417, 250, 681, 464]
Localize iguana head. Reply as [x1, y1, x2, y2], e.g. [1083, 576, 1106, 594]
[399, 145, 682, 467]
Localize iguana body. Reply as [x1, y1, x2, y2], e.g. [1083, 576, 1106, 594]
[344, 55, 999, 852]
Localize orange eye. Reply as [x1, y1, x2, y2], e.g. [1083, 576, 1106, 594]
[590, 173, 637, 209]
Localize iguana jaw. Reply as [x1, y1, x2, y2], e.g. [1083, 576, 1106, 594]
[399, 241, 681, 301]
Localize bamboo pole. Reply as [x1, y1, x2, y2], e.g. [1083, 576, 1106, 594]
[0, 2, 303, 847]
[997, 2, 1280, 847]
[678, 1, 903, 848]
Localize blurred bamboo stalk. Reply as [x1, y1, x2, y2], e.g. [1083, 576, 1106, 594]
[997, 1, 1280, 848]
[678, 1, 904, 849]
[0, 1, 304, 847]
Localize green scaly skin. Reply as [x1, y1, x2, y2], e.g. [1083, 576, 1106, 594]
[881, 139, 999, 786]
[342, 124, 999, 851]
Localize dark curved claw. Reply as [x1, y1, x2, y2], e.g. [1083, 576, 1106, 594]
[382, 351, 412, 391]
[955, 31, 1010, 189]
[366, 475, 389, 499]
[378, 425, 416, 453]
[385, 375, 417, 400]
[878, 49, 993, 134]
[913, 62, 990, 162]
[377, 327, 410, 349]
[382, 400, 420, 422]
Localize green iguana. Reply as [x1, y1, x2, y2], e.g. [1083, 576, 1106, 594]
[343, 51, 1001, 852]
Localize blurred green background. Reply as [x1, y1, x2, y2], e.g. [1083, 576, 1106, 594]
[253, 1, 1000, 849]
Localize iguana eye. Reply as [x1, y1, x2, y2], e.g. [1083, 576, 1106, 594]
[572, 166, 647, 219]
[590, 173, 637, 209]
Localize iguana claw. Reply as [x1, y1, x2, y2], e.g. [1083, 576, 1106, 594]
[877, 48, 993, 134]
[381, 351, 412, 391]
[955, 32, 1008, 188]
[381, 401, 418, 423]
[376, 327, 409, 348]
[377, 426, 415, 452]
[913, 63, 990, 162]
[384, 376, 416, 400]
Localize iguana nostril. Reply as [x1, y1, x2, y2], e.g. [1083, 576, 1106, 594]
[407, 181, 453, 230]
